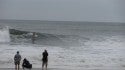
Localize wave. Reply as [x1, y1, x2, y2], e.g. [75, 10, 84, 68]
[0, 26, 10, 43]
[9, 29, 90, 46]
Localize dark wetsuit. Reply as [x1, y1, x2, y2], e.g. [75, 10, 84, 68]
[42, 51, 48, 63]
[22, 59, 32, 69]
[32, 32, 36, 44]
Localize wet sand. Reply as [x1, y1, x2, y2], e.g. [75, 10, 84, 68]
[0, 68, 125, 70]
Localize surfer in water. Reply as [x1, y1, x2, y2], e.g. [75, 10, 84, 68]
[32, 32, 36, 44]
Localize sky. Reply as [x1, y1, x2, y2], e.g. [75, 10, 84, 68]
[0, 0, 125, 22]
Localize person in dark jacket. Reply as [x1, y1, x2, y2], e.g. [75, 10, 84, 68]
[42, 50, 48, 70]
[22, 58, 32, 70]
[14, 51, 21, 70]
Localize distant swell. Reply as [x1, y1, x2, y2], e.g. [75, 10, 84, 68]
[9, 29, 90, 46]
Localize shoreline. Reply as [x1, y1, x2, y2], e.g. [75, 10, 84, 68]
[0, 68, 125, 70]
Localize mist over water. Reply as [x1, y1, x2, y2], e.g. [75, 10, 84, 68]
[0, 26, 10, 43]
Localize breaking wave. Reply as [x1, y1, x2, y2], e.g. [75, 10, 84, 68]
[9, 28, 90, 46]
[0, 26, 10, 43]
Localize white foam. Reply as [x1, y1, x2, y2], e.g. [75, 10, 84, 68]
[0, 26, 10, 43]
[0, 43, 125, 69]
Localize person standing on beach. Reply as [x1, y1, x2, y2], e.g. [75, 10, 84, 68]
[42, 50, 48, 70]
[14, 51, 21, 70]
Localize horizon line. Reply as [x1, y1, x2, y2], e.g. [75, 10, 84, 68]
[0, 19, 125, 24]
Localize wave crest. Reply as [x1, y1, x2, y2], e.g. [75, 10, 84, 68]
[9, 29, 89, 46]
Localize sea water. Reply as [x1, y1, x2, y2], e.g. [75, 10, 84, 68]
[0, 20, 125, 69]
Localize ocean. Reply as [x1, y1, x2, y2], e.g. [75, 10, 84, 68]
[0, 20, 125, 69]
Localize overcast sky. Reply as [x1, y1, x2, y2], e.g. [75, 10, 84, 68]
[0, 0, 125, 22]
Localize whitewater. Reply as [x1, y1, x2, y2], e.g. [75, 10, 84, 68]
[0, 20, 125, 70]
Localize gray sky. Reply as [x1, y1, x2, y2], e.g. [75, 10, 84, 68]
[0, 0, 125, 22]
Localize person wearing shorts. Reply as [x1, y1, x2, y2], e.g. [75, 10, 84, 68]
[14, 51, 21, 70]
